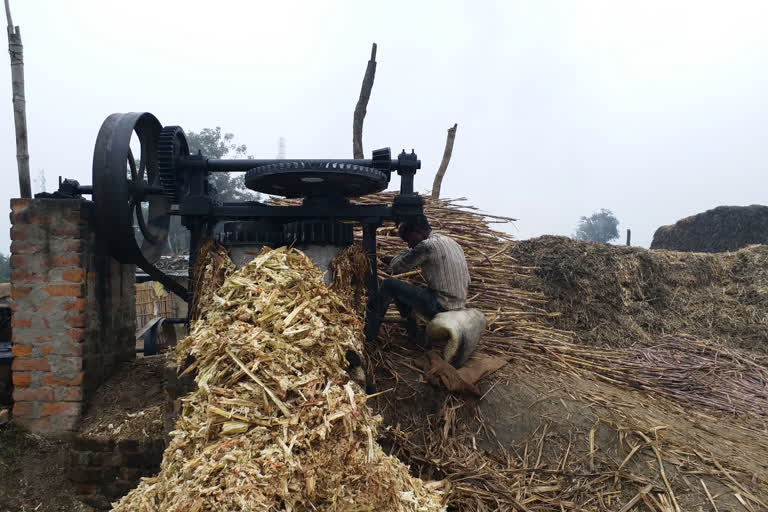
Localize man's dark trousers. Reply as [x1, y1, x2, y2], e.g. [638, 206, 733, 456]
[366, 278, 445, 345]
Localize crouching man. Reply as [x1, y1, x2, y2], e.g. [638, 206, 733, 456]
[365, 215, 470, 348]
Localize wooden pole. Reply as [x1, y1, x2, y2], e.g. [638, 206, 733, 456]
[5, 0, 31, 198]
[431, 123, 457, 200]
[352, 43, 377, 159]
[626, 229, 631, 246]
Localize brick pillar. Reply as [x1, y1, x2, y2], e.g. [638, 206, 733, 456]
[9, 198, 136, 435]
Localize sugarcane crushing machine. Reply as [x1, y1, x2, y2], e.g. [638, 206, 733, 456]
[56, 112, 425, 334]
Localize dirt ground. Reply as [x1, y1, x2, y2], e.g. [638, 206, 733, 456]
[368, 335, 764, 511]
[78, 355, 167, 442]
[0, 356, 169, 512]
[0, 424, 94, 512]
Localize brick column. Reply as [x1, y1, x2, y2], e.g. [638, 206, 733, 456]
[9, 198, 136, 435]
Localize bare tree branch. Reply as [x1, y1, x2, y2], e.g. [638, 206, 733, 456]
[5, 0, 31, 198]
[431, 123, 458, 200]
[352, 43, 377, 159]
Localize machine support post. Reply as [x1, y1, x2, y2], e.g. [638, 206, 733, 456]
[362, 220, 380, 335]
[188, 221, 203, 274]
[184, 164, 211, 278]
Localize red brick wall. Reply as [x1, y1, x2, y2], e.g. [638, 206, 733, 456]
[9, 199, 136, 435]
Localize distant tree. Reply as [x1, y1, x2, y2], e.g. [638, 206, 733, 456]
[574, 209, 620, 243]
[185, 127, 259, 203]
[0, 254, 10, 283]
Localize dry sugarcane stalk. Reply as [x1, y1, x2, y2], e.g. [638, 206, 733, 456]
[700, 479, 719, 512]
[5, 0, 30, 198]
[431, 123, 458, 200]
[617, 483, 654, 512]
[353, 42, 377, 159]
[636, 432, 681, 512]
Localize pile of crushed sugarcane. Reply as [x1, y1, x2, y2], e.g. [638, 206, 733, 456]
[112, 246, 446, 511]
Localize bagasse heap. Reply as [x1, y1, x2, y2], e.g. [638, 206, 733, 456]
[112, 247, 445, 512]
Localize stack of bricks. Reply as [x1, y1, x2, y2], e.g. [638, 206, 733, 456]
[10, 198, 136, 435]
[70, 436, 166, 509]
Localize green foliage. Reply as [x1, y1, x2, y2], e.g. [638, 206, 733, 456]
[0, 253, 9, 283]
[186, 127, 260, 203]
[574, 209, 620, 243]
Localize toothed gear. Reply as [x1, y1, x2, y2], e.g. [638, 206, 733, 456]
[244, 161, 388, 198]
[283, 220, 354, 246]
[157, 126, 189, 201]
[371, 147, 392, 173]
[216, 221, 285, 246]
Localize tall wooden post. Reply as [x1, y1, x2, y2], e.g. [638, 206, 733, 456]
[431, 123, 458, 200]
[353, 43, 377, 159]
[626, 229, 631, 246]
[5, 0, 31, 198]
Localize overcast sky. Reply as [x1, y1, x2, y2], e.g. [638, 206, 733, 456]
[1, 0, 767, 252]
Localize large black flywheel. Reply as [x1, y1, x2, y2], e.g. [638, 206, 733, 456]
[92, 112, 188, 300]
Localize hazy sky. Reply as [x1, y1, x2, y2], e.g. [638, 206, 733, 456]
[1, 0, 767, 252]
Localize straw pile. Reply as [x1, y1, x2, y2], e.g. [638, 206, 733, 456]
[339, 193, 768, 511]
[112, 246, 445, 511]
[651, 204, 768, 252]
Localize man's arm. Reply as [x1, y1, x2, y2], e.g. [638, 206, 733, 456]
[390, 242, 431, 274]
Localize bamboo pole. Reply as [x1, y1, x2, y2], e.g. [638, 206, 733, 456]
[5, 0, 31, 198]
[431, 123, 457, 200]
[352, 43, 377, 159]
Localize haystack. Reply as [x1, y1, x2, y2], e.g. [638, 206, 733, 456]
[112, 246, 445, 511]
[651, 204, 768, 252]
[506, 235, 768, 350]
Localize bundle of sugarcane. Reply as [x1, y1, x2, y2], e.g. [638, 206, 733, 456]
[271, 192, 563, 352]
[112, 246, 445, 511]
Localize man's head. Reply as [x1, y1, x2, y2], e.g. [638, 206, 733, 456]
[397, 215, 431, 248]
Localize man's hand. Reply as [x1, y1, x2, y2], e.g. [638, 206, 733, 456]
[380, 255, 393, 265]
